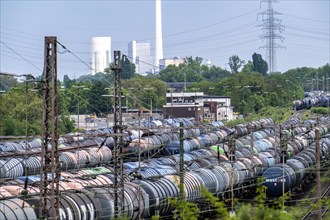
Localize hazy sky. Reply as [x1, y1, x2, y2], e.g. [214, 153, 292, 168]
[1, 0, 329, 80]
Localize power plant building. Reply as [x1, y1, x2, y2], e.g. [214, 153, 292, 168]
[90, 37, 111, 74]
[128, 41, 154, 75]
[155, 0, 164, 71]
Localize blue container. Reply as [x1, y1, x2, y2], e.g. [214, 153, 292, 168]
[262, 165, 295, 197]
[165, 141, 180, 155]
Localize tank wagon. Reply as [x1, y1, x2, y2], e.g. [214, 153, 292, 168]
[1, 131, 328, 219]
[1, 118, 329, 219]
[263, 131, 330, 197]
[292, 91, 330, 110]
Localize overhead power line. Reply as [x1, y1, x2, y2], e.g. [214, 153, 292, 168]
[56, 40, 95, 74]
[0, 41, 42, 72]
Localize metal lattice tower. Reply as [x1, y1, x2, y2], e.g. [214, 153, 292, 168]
[112, 50, 125, 217]
[258, 0, 285, 73]
[39, 36, 60, 219]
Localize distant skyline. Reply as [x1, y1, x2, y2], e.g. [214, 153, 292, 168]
[1, 0, 329, 80]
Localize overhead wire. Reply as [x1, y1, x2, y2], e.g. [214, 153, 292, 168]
[0, 41, 42, 72]
[282, 13, 329, 24]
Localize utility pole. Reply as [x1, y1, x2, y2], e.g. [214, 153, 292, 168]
[258, 0, 285, 73]
[315, 129, 321, 220]
[112, 51, 125, 218]
[228, 137, 236, 217]
[179, 122, 184, 201]
[280, 130, 287, 212]
[39, 36, 60, 219]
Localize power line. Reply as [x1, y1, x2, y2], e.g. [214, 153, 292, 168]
[0, 41, 42, 72]
[56, 40, 96, 74]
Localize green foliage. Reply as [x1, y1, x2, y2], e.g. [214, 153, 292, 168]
[228, 55, 245, 74]
[201, 65, 231, 81]
[252, 53, 268, 75]
[310, 107, 329, 115]
[241, 61, 254, 73]
[0, 86, 42, 136]
[0, 75, 18, 91]
[168, 197, 200, 220]
[241, 179, 293, 220]
[121, 55, 136, 79]
[58, 115, 75, 134]
[158, 56, 229, 83]
[113, 215, 130, 220]
[122, 76, 167, 109]
[63, 74, 75, 88]
[158, 64, 183, 82]
[200, 187, 230, 219]
[87, 81, 108, 116]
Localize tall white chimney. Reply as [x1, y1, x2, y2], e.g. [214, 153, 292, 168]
[155, 0, 163, 70]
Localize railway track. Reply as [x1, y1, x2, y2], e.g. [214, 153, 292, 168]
[290, 110, 306, 120]
[300, 185, 330, 220]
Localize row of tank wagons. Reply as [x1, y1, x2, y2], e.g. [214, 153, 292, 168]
[0, 133, 322, 220]
[292, 95, 330, 110]
[0, 119, 327, 181]
[0, 133, 327, 220]
[0, 122, 324, 188]
[124, 125, 326, 181]
[0, 182, 151, 220]
[304, 91, 326, 98]
[0, 120, 325, 180]
[0, 118, 275, 167]
[0, 127, 270, 179]
[0, 143, 289, 220]
[0, 146, 112, 179]
[0, 125, 310, 193]
[59, 117, 274, 147]
[263, 137, 330, 197]
[125, 118, 275, 154]
[0, 117, 275, 154]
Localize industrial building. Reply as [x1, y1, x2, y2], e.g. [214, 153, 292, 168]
[163, 92, 234, 122]
[128, 41, 154, 75]
[90, 37, 111, 74]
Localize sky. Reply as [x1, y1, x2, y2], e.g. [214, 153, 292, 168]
[0, 0, 329, 80]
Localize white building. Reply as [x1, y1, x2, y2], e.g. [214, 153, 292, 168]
[163, 92, 234, 122]
[91, 37, 111, 74]
[203, 95, 234, 122]
[159, 57, 185, 70]
[128, 41, 154, 74]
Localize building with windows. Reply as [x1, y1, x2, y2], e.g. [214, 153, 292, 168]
[128, 41, 154, 75]
[90, 37, 111, 74]
[163, 92, 233, 122]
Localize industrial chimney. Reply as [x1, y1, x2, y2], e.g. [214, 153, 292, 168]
[155, 0, 164, 71]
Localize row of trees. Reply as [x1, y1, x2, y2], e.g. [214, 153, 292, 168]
[0, 52, 328, 136]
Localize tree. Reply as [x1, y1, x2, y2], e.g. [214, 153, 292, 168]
[121, 55, 136, 79]
[157, 56, 206, 83]
[201, 65, 231, 81]
[241, 61, 254, 73]
[87, 81, 108, 116]
[0, 75, 18, 91]
[122, 76, 167, 109]
[228, 55, 245, 74]
[184, 56, 203, 66]
[158, 65, 183, 82]
[252, 53, 268, 75]
[63, 74, 75, 88]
